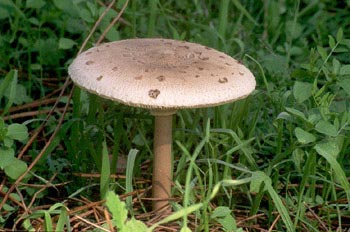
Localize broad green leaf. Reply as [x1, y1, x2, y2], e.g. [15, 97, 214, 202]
[2, 138, 12, 149]
[26, 0, 45, 9]
[293, 81, 313, 103]
[216, 215, 236, 232]
[6, 123, 28, 141]
[132, 134, 144, 146]
[4, 158, 27, 179]
[294, 127, 316, 144]
[3, 203, 15, 211]
[336, 28, 343, 42]
[338, 79, 350, 95]
[0, 0, 24, 19]
[28, 17, 40, 26]
[122, 218, 147, 232]
[315, 120, 337, 137]
[106, 191, 127, 229]
[4, 83, 32, 105]
[0, 148, 15, 169]
[285, 21, 303, 39]
[53, 0, 72, 10]
[276, 112, 292, 121]
[328, 35, 336, 49]
[79, 8, 94, 23]
[285, 107, 307, 121]
[0, 70, 17, 114]
[332, 58, 341, 75]
[0, 0, 13, 19]
[58, 38, 77, 50]
[292, 148, 305, 173]
[317, 46, 327, 61]
[250, 171, 269, 193]
[106, 27, 120, 43]
[340, 65, 350, 75]
[180, 226, 192, 232]
[211, 206, 231, 219]
[314, 141, 340, 158]
[261, 54, 287, 75]
[289, 46, 303, 56]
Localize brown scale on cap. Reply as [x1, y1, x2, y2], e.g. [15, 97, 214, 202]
[156, 75, 165, 81]
[148, 89, 160, 99]
[135, 75, 143, 80]
[218, 77, 228, 83]
[96, 75, 103, 81]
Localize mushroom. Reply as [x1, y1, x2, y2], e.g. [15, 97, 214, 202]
[68, 38, 256, 210]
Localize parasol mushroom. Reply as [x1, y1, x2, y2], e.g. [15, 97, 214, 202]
[68, 38, 256, 210]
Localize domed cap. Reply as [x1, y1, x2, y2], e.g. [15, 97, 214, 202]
[68, 38, 256, 110]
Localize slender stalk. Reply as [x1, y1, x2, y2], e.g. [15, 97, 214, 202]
[152, 113, 173, 210]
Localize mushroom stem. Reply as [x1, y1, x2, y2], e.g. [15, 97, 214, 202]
[152, 113, 173, 210]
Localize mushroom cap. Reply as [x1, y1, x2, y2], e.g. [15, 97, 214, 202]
[68, 38, 255, 110]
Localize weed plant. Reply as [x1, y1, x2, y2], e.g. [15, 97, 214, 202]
[0, 0, 350, 231]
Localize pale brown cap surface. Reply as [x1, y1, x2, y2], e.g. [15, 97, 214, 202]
[68, 38, 255, 110]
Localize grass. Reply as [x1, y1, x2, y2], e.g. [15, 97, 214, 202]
[0, 0, 350, 231]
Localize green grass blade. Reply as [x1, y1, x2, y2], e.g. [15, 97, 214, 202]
[147, 0, 158, 37]
[211, 128, 257, 170]
[315, 143, 350, 200]
[176, 120, 209, 228]
[44, 211, 53, 232]
[70, 87, 81, 166]
[231, 0, 258, 25]
[266, 183, 295, 232]
[294, 151, 316, 227]
[126, 148, 139, 213]
[147, 203, 203, 232]
[249, 171, 295, 231]
[218, 0, 229, 43]
[100, 140, 110, 199]
[56, 205, 70, 232]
